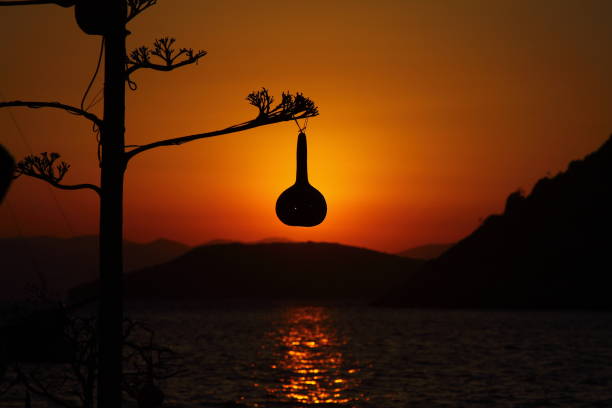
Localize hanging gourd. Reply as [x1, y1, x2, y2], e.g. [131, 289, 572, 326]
[276, 131, 327, 227]
[75, 0, 111, 35]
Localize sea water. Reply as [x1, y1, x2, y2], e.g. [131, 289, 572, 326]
[3, 304, 612, 407]
[126, 304, 612, 408]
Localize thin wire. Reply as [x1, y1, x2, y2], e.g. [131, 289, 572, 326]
[2, 40, 107, 291]
[1, 87, 48, 294]
[84, 87, 104, 111]
[0, 89, 75, 236]
[87, 94, 104, 111]
[83, 87, 103, 163]
[81, 65, 105, 163]
[81, 38, 105, 111]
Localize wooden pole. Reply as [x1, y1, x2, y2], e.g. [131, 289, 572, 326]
[98, 1, 127, 407]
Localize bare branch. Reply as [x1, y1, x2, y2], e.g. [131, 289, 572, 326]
[15, 152, 101, 195]
[126, 37, 207, 76]
[17, 366, 76, 408]
[0, 0, 73, 6]
[0, 100, 103, 128]
[126, 0, 157, 22]
[126, 89, 318, 161]
[125, 120, 268, 160]
[7, 311, 180, 408]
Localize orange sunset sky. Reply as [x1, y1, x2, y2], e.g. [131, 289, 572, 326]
[1, 0, 612, 253]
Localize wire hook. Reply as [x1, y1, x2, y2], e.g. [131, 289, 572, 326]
[293, 118, 308, 133]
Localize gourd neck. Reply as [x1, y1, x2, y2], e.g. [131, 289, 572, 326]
[296, 132, 309, 184]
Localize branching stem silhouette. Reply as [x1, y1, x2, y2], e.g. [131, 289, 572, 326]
[126, 37, 207, 76]
[126, 88, 318, 161]
[21, 173, 101, 195]
[0, 101, 103, 128]
[0, 0, 72, 6]
[14, 152, 101, 195]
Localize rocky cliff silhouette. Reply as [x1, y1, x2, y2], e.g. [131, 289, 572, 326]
[380, 135, 612, 308]
[70, 242, 424, 303]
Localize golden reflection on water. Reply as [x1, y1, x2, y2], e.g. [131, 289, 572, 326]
[265, 306, 358, 404]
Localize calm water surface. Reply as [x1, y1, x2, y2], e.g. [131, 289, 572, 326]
[127, 305, 612, 408]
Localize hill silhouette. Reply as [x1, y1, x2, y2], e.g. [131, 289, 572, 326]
[70, 242, 424, 303]
[256, 237, 294, 244]
[397, 243, 454, 260]
[199, 237, 293, 246]
[0, 236, 190, 300]
[380, 135, 612, 308]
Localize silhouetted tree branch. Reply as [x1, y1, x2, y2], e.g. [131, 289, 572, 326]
[122, 319, 186, 400]
[126, 88, 318, 160]
[0, 367, 19, 401]
[9, 315, 183, 408]
[126, 0, 156, 22]
[15, 153, 101, 195]
[17, 366, 77, 408]
[126, 37, 207, 76]
[0, 101, 103, 128]
[0, 0, 73, 6]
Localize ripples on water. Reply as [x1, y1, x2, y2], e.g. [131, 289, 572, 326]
[124, 305, 612, 408]
[5, 305, 612, 407]
[259, 307, 358, 405]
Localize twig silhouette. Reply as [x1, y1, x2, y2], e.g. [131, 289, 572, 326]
[15, 152, 101, 195]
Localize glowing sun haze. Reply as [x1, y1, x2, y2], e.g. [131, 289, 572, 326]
[1, 0, 612, 252]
